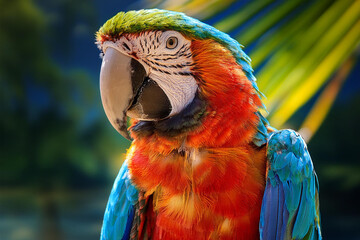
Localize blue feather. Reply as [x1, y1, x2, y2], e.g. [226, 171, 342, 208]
[260, 129, 321, 240]
[292, 182, 313, 239]
[260, 176, 289, 240]
[274, 152, 292, 170]
[122, 205, 135, 240]
[276, 182, 286, 240]
[100, 162, 139, 240]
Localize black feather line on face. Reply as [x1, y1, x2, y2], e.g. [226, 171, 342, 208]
[146, 59, 194, 69]
[153, 56, 180, 61]
[173, 72, 194, 76]
[140, 40, 145, 53]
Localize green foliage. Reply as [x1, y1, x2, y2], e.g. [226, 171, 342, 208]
[0, 0, 128, 189]
[213, 0, 272, 33]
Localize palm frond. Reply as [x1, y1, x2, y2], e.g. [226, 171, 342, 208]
[269, 17, 360, 127]
[298, 57, 356, 142]
[213, 0, 273, 33]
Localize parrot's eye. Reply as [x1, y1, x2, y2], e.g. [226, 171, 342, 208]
[166, 37, 178, 49]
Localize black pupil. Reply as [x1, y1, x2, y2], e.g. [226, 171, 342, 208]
[169, 38, 174, 46]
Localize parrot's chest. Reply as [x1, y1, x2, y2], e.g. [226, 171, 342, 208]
[128, 144, 267, 239]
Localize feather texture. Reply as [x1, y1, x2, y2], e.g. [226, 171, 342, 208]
[260, 129, 321, 240]
[100, 162, 139, 240]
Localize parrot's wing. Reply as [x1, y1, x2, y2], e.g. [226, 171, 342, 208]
[100, 162, 139, 240]
[259, 129, 321, 240]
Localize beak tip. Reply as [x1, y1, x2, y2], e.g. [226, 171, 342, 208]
[115, 117, 132, 141]
[121, 131, 132, 141]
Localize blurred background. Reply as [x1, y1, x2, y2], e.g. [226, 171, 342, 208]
[0, 0, 359, 239]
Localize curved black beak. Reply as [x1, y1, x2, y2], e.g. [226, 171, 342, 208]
[100, 46, 171, 140]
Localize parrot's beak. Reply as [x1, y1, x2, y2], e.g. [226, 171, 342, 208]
[100, 46, 171, 140]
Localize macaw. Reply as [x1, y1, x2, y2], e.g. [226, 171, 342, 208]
[96, 9, 322, 240]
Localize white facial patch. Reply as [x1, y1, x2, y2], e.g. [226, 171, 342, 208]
[103, 31, 198, 117]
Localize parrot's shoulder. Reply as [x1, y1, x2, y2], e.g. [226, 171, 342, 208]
[260, 129, 322, 240]
[266, 129, 314, 185]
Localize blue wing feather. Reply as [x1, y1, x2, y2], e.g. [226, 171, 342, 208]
[260, 175, 289, 240]
[122, 205, 135, 240]
[100, 162, 139, 240]
[260, 129, 321, 240]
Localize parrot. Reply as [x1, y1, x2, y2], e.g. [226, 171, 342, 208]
[95, 9, 322, 240]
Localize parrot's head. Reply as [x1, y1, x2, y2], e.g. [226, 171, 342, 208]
[96, 9, 263, 141]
